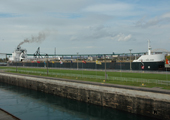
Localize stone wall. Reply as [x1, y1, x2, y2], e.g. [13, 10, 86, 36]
[0, 72, 170, 120]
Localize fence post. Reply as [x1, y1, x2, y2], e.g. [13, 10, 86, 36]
[16, 61, 17, 72]
[105, 54, 107, 81]
[46, 58, 48, 75]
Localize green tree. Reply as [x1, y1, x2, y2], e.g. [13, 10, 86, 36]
[166, 55, 170, 60]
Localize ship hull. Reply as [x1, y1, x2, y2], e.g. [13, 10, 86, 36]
[8, 61, 165, 71]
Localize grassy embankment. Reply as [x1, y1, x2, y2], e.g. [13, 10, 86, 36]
[0, 66, 170, 90]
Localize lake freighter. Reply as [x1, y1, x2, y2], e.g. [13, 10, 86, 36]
[8, 41, 166, 71]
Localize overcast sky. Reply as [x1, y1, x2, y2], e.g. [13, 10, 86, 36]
[0, 0, 170, 56]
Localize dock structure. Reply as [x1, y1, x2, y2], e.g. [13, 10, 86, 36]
[0, 72, 170, 120]
[0, 108, 20, 120]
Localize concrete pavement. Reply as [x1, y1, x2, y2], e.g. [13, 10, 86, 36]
[0, 108, 20, 120]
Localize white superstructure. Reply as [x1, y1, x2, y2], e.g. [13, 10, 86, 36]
[133, 41, 165, 62]
[9, 46, 27, 62]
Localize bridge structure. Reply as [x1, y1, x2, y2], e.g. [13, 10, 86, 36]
[0, 52, 147, 63]
[1, 48, 170, 58]
[0, 52, 147, 58]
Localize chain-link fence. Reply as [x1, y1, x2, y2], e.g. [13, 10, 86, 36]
[1, 68, 170, 86]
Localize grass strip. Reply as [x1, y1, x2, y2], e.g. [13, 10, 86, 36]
[0, 66, 170, 90]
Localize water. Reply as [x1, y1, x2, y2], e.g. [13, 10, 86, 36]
[0, 82, 156, 120]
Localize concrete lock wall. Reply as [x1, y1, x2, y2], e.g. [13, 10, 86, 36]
[0, 73, 170, 120]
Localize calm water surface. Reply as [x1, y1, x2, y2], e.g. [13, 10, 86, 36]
[0, 82, 156, 120]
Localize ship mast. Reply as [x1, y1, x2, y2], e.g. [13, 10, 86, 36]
[148, 40, 151, 55]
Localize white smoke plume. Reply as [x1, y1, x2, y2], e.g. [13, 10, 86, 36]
[17, 31, 50, 48]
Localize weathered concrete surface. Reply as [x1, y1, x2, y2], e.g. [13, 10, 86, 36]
[0, 108, 20, 120]
[0, 72, 170, 120]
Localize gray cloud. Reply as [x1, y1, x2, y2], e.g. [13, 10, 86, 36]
[83, 3, 134, 16]
[135, 12, 170, 28]
[111, 33, 132, 41]
[0, 0, 170, 55]
[70, 25, 133, 42]
[70, 25, 112, 41]
[0, 0, 93, 15]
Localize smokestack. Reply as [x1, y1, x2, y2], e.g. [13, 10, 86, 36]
[17, 31, 49, 48]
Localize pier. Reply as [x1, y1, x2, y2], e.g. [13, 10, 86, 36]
[0, 72, 170, 119]
[0, 108, 20, 120]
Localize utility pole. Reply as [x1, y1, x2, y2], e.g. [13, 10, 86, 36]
[6, 54, 7, 63]
[54, 47, 56, 59]
[129, 49, 132, 71]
